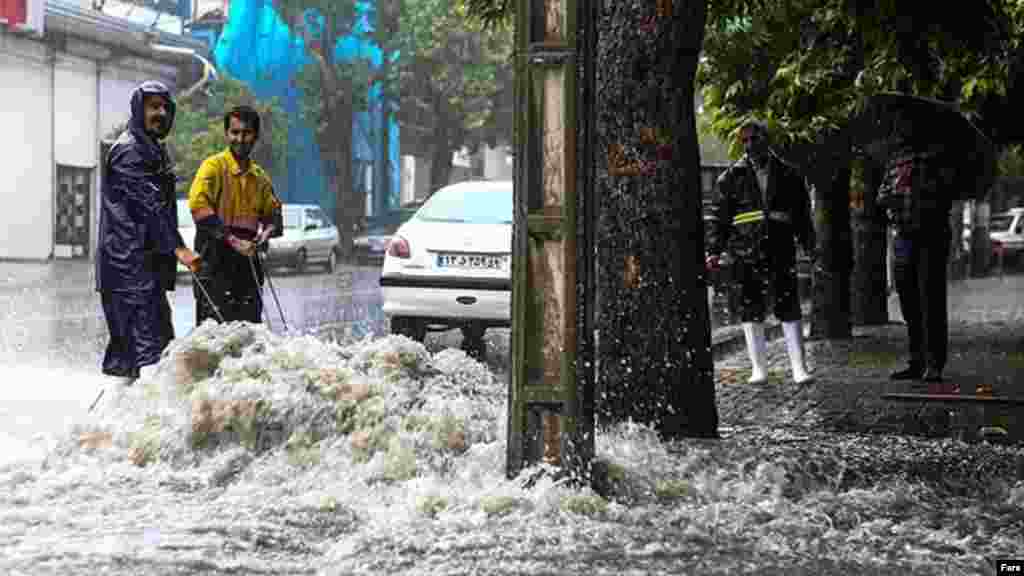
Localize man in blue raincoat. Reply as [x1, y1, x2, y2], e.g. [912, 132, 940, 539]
[96, 81, 201, 383]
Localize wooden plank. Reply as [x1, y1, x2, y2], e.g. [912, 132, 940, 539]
[882, 393, 1024, 406]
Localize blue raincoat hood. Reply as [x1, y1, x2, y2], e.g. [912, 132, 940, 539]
[127, 80, 177, 162]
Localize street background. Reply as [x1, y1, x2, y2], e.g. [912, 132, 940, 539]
[1, 259, 1021, 464]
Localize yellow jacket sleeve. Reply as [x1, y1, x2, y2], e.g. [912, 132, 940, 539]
[188, 158, 222, 215]
[258, 178, 284, 238]
[259, 179, 281, 217]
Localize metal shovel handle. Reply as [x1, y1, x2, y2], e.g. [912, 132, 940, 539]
[190, 269, 226, 323]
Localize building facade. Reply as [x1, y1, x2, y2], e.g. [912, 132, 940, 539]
[0, 0, 202, 261]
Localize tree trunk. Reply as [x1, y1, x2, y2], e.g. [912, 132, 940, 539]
[852, 159, 889, 325]
[592, 0, 717, 439]
[428, 125, 453, 193]
[810, 163, 853, 339]
[325, 81, 356, 260]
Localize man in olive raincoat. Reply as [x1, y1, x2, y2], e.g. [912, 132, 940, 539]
[96, 81, 200, 383]
[706, 120, 815, 384]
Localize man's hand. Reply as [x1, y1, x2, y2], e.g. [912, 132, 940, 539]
[174, 247, 202, 273]
[255, 225, 275, 246]
[228, 235, 256, 257]
[705, 254, 721, 272]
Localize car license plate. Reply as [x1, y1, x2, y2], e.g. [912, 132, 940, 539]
[437, 253, 507, 270]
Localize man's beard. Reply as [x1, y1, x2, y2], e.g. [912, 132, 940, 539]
[231, 142, 254, 160]
[147, 117, 169, 139]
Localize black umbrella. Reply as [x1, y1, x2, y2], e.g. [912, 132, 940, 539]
[853, 92, 997, 201]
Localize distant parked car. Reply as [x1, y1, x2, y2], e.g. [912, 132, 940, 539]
[380, 180, 512, 356]
[353, 201, 424, 264]
[263, 204, 340, 273]
[990, 207, 1024, 265]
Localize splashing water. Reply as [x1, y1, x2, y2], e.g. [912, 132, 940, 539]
[0, 321, 1021, 575]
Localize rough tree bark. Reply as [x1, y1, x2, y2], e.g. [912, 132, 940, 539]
[852, 159, 889, 325]
[593, 0, 718, 439]
[810, 163, 853, 339]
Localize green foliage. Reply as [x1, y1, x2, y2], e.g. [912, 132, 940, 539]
[416, 494, 449, 516]
[560, 494, 608, 517]
[383, 436, 418, 481]
[461, 0, 512, 27]
[395, 0, 515, 157]
[167, 75, 289, 195]
[654, 479, 692, 501]
[286, 429, 322, 467]
[998, 144, 1024, 178]
[335, 395, 386, 435]
[699, 1, 1019, 161]
[479, 495, 519, 516]
[127, 415, 163, 467]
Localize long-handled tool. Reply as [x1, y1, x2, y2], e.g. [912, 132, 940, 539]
[247, 254, 273, 332]
[251, 248, 289, 333]
[88, 387, 105, 413]
[190, 268, 226, 323]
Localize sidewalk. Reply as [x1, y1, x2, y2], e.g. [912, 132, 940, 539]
[714, 273, 1024, 442]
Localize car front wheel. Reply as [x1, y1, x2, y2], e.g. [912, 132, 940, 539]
[326, 248, 337, 273]
[390, 316, 426, 341]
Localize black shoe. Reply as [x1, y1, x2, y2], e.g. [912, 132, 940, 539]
[922, 368, 943, 383]
[890, 366, 924, 380]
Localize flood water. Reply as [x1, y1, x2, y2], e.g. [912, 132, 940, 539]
[1, 321, 1021, 575]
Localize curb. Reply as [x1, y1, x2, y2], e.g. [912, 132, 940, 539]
[317, 319, 800, 361]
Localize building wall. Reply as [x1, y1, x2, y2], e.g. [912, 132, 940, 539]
[54, 53, 97, 166]
[482, 144, 514, 181]
[0, 32, 53, 260]
[0, 23, 182, 261]
[400, 155, 431, 203]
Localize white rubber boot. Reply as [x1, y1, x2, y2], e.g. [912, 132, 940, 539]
[742, 322, 768, 384]
[783, 320, 813, 384]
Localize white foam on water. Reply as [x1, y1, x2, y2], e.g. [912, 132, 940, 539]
[0, 320, 1020, 575]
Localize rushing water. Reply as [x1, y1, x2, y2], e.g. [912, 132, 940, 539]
[1, 321, 1021, 575]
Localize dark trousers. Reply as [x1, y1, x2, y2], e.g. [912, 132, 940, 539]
[893, 229, 950, 372]
[101, 288, 173, 378]
[732, 249, 801, 324]
[194, 248, 263, 325]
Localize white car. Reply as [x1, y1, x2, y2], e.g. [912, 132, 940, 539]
[990, 207, 1024, 264]
[263, 204, 341, 273]
[176, 201, 340, 274]
[380, 180, 513, 356]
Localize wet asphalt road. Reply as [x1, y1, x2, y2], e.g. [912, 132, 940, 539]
[0, 260, 387, 373]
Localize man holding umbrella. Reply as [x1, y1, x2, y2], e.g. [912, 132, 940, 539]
[877, 115, 954, 383]
[865, 93, 996, 386]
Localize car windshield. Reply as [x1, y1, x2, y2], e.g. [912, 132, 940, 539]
[284, 209, 302, 229]
[176, 200, 193, 227]
[415, 186, 512, 224]
[990, 215, 1013, 233]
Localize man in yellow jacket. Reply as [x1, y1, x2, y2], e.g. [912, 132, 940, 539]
[188, 105, 282, 325]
